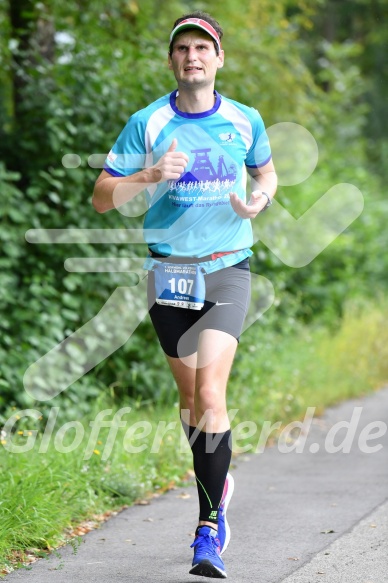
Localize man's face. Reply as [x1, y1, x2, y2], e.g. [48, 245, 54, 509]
[168, 30, 224, 88]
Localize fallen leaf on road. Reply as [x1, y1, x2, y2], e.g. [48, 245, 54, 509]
[320, 529, 335, 534]
[287, 557, 300, 561]
[177, 493, 191, 499]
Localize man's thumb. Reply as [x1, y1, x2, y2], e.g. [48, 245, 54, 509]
[168, 138, 177, 152]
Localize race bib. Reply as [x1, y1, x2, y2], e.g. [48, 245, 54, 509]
[154, 263, 205, 310]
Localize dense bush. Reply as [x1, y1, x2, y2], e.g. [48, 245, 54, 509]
[0, 0, 387, 423]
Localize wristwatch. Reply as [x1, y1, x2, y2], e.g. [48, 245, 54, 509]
[261, 191, 272, 211]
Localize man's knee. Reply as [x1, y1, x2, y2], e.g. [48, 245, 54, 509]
[195, 383, 226, 412]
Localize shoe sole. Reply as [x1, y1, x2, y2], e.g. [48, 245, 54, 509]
[190, 559, 227, 578]
[220, 473, 234, 555]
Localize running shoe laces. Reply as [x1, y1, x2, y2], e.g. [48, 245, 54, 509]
[191, 527, 220, 556]
[189, 526, 227, 578]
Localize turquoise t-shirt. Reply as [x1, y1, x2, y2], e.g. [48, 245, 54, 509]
[104, 90, 272, 273]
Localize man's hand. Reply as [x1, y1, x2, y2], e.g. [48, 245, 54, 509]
[149, 138, 189, 183]
[229, 190, 270, 219]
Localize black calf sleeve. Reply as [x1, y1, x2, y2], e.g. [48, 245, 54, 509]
[181, 419, 232, 525]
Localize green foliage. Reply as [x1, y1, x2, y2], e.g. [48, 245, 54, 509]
[0, 401, 192, 572]
[230, 300, 388, 428]
[306, 0, 388, 178]
[0, 0, 387, 422]
[249, 27, 387, 325]
[0, 0, 181, 420]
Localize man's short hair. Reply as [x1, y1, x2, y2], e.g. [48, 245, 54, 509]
[169, 11, 223, 56]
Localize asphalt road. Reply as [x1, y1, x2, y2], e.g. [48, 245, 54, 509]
[6, 387, 388, 583]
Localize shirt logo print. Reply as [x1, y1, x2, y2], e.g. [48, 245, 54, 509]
[219, 132, 236, 143]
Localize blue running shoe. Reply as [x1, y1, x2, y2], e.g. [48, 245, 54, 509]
[218, 472, 234, 554]
[189, 526, 227, 578]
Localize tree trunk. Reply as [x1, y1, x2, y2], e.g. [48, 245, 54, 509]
[7, 0, 55, 179]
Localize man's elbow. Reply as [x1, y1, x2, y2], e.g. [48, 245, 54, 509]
[92, 195, 104, 213]
[92, 191, 110, 213]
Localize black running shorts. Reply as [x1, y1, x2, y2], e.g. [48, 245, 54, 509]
[147, 258, 251, 358]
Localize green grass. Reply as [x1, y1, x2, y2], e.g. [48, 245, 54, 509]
[0, 404, 192, 574]
[1, 300, 387, 574]
[230, 299, 388, 428]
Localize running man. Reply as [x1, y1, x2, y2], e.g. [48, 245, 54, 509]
[92, 11, 277, 578]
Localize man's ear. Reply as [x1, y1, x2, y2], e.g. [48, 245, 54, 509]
[217, 50, 225, 69]
[168, 53, 173, 70]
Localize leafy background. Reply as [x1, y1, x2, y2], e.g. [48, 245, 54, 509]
[0, 0, 387, 421]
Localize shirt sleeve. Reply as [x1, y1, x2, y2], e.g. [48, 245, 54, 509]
[245, 109, 272, 169]
[104, 112, 147, 177]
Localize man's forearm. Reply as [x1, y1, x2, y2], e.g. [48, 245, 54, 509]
[92, 168, 162, 213]
[251, 170, 278, 200]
